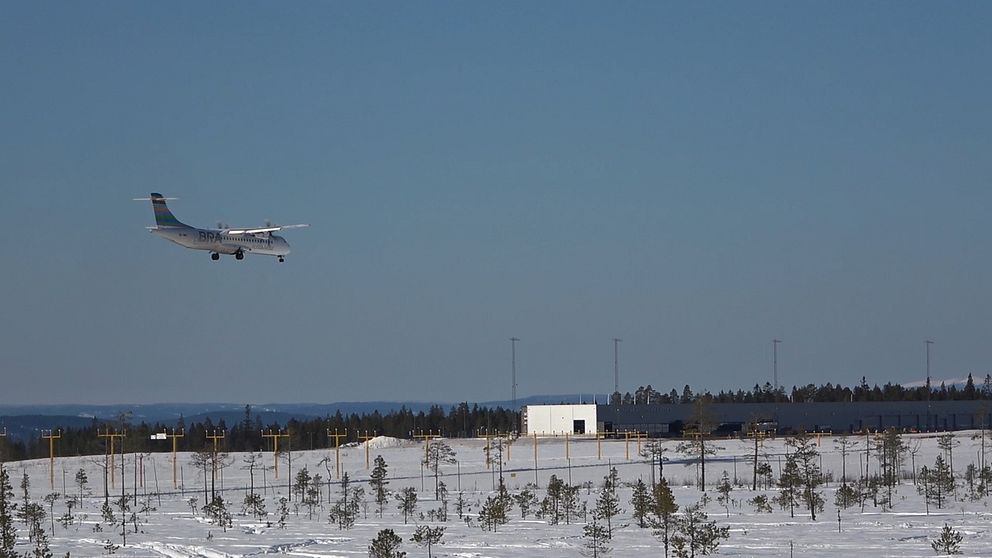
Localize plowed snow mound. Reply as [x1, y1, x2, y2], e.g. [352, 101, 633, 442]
[363, 435, 416, 449]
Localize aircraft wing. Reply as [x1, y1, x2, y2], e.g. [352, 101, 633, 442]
[224, 224, 310, 235]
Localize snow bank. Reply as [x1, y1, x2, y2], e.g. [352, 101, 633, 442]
[363, 435, 415, 449]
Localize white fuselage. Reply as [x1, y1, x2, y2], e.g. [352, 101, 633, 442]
[152, 226, 291, 257]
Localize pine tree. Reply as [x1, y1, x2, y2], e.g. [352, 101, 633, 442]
[787, 432, 824, 520]
[834, 484, 858, 510]
[423, 441, 456, 500]
[202, 495, 232, 531]
[649, 479, 679, 558]
[368, 528, 405, 558]
[0, 466, 17, 558]
[931, 523, 963, 555]
[774, 453, 801, 517]
[369, 455, 390, 517]
[478, 481, 512, 532]
[630, 479, 652, 528]
[919, 455, 955, 510]
[716, 472, 733, 517]
[74, 468, 89, 510]
[582, 512, 611, 557]
[411, 525, 445, 558]
[277, 497, 289, 529]
[330, 472, 361, 530]
[396, 487, 418, 524]
[595, 468, 622, 538]
[513, 485, 539, 519]
[747, 495, 772, 513]
[671, 504, 729, 558]
[541, 475, 566, 525]
[675, 398, 721, 490]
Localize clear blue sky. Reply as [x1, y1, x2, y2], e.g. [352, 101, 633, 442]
[1, 2, 990, 404]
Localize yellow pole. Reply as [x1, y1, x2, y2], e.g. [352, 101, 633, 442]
[624, 431, 631, 460]
[206, 430, 225, 489]
[262, 429, 290, 479]
[413, 430, 441, 468]
[98, 430, 125, 488]
[327, 429, 348, 479]
[533, 432, 538, 475]
[565, 432, 570, 461]
[485, 430, 492, 469]
[166, 429, 185, 489]
[359, 431, 375, 469]
[41, 430, 61, 490]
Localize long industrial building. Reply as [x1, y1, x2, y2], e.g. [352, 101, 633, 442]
[522, 400, 992, 436]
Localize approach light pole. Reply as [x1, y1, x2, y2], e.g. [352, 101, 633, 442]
[772, 339, 782, 393]
[925, 339, 934, 431]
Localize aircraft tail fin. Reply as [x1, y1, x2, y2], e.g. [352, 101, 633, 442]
[150, 193, 188, 227]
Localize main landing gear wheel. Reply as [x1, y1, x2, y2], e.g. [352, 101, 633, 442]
[278, 256, 285, 263]
[235, 250, 244, 260]
[210, 252, 220, 261]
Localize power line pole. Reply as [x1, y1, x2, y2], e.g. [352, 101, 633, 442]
[772, 339, 782, 392]
[511, 337, 519, 408]
[926, 339, 934, 431]
[613, 338, 622, 397]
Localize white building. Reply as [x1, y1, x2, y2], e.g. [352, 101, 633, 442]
[522, 404, 598, 435]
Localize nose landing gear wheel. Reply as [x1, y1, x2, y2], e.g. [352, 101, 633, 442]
[210, 252, 220, 261]
[235, 250, 244, 260]
[278, 256, 285, 263]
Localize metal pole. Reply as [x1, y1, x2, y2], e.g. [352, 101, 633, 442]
[613, 338, 622, 396]
[926, 340, 934, 430]
[511, 337, 519, 433]
[773, 339, 782, 392]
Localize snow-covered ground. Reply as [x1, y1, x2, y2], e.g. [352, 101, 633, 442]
[4, 431, 992, 557]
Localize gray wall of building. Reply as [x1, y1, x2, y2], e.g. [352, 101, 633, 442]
[596, 401, 992, 435]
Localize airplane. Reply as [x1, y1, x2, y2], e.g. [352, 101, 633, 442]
[139, 193, 308, 262]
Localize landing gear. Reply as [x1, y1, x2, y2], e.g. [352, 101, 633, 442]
[278, 256, 285, 263]
[235, 250, 244, 260]
[210, 252, 220, 261]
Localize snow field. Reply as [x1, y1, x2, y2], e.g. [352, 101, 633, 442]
[3, 431, 992, 557]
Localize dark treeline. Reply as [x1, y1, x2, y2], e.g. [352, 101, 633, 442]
[617, 373, 992, 405]
[0, 403, 516, 462]
[5, 374, 991, 463]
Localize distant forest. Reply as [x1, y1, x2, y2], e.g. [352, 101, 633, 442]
[2, 374, 991, 462]
[615, 373, 992, 405]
